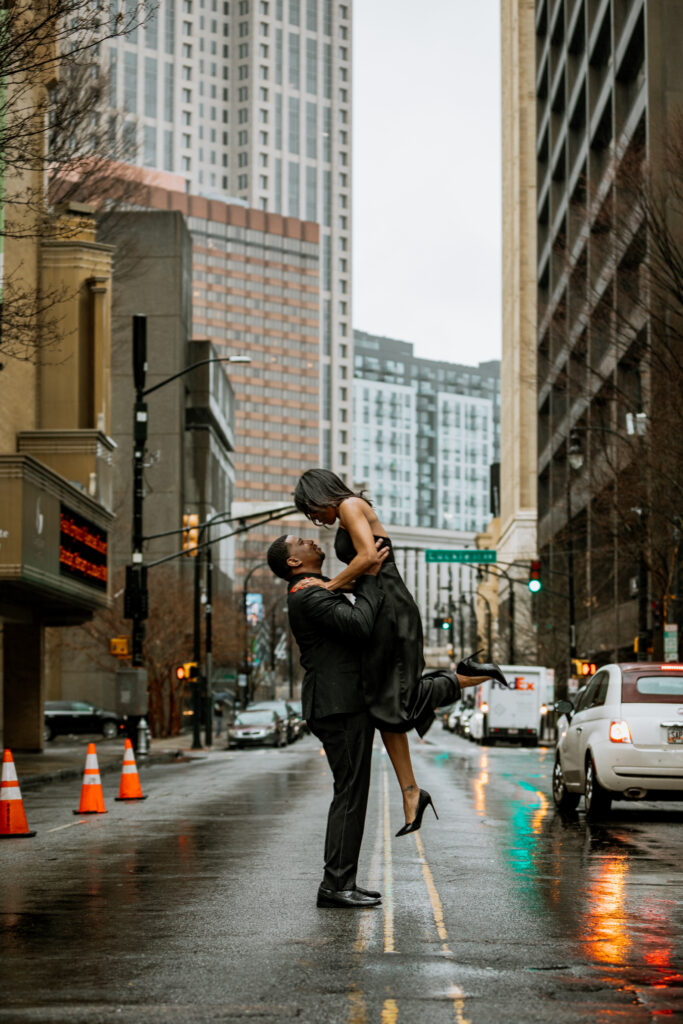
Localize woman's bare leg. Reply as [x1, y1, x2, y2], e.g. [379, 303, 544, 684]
[381, 731, 420, 824]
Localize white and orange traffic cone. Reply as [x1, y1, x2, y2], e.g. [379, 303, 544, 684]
[115, 738, 147, 801]
[0, 749, 36, 838]
[74, 743, 107, 815]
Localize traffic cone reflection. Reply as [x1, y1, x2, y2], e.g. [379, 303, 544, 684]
[74, 743, 107, 814]
[115, 738, 147, 801]
[0, 750, 36, 838]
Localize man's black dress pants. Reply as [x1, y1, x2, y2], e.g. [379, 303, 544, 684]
[308, 710, 374, 892]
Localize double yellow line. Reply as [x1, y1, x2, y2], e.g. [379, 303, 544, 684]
[349, 759, 471, 1023]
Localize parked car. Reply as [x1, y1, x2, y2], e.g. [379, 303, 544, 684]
[248, 700, 299, 742]
[436, 703, 457, 730]
[228, 709, 288, 748]
[553, 662, 683, 819]
[43, 701, 126, 743]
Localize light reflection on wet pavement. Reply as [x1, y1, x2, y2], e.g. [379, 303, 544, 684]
[0, 732, 681, 1022]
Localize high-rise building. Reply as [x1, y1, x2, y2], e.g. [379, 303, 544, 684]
[106, 0, 353, 473]
[533, 0, 683, 677]
[496, 0, 538, 664]
[353, 331, 500, 533]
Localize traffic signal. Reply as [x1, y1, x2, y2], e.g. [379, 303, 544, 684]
[441, 617, 452, 632]
[579, 660, 597, 677]
[175, 662, 198, 681]
[182, 514, 200, 556]
[528, 559, 542, 593]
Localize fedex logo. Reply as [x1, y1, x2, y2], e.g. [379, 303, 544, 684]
[493, 677, 535, 691]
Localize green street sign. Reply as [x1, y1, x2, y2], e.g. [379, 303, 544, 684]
[425, 549, 497, 564]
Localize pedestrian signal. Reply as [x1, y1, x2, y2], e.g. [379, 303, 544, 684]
[579, 661, 597, 677]
[528, 559, 542, 593]
[175, 662, 198, 681]
[182, 514, 200, 556]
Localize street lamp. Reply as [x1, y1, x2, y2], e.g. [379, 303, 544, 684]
[242, 561, 268, 709]
[566, 429, 584, 693]
[122, 313, 250, 744]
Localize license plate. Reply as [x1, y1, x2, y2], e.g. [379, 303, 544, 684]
[668, 726, 683, 744]
[508, 728, 518, 735]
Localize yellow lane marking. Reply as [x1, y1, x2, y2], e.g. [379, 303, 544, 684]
[415, 832, 471, 1024]
[381, 998, 399, 1022]
[382, 763, 396, 954]
[348, 983, 368, 1024]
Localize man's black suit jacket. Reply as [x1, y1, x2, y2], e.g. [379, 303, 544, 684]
[287, 573, 384, 721]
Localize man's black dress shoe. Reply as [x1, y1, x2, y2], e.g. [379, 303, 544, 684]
[316, 886, 381, 909]
[354, 885, 381, 899]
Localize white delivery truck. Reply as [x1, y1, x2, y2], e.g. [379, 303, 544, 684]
[468, 666, 554, 746]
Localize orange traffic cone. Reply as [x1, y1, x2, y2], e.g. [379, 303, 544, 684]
[115, 739, 147, 801]
[0, 750, 36, 838]
[74, 743, 107, 814]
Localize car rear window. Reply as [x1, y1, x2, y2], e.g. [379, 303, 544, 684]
[622, 674, 683, 703]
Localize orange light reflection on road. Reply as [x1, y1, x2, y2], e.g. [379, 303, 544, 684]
[473, 754, 488, 816]
[531, 790, 549, 834]
[583, 854, 630, 966]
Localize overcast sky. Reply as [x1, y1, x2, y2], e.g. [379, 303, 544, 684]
[352, 0, 502, 366]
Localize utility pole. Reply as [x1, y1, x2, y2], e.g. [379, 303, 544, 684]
[204, 543, 213, 746]
[122, 315, 150, 749]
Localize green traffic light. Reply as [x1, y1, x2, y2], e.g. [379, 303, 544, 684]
[528, 579, 542, 593]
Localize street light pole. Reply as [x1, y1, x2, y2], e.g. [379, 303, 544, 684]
[566, 431, 584, 692]
[242, 561, 267, 708]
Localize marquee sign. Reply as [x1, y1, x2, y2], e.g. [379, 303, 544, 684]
[59, 505, 108, 591]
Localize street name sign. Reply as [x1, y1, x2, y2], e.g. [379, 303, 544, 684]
[425, 550, 497, 564]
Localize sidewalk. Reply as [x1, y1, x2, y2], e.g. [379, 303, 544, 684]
[13, 731, 230, 791]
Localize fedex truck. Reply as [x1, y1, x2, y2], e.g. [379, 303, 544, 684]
[468, 666, 554, 746]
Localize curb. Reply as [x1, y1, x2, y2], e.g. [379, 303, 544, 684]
[19, 748, 192, 792]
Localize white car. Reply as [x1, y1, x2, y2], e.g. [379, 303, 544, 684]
[553, 662, 683, 818]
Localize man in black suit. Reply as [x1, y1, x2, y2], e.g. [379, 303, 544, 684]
[267, 533, 388, 909]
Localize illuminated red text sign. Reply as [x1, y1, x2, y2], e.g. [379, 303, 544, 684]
[59, 505, 108, 590]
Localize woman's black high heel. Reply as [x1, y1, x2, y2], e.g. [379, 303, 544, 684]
[395, 789, 438, 837]
[456, 649, 510, 688]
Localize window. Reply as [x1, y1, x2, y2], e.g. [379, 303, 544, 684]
[183, 43, 192, 57]
[260, 0, 269, 11]
[143, 125, 157, 166]
[288, 160, 299, 216]
[260, 174, 268, 188]
[306, 100, 317, 158]
[260, 64, 269, 79]
[259, 130, 268, 144]
[239, 43, 248, 56]
[238, 86, 248, 100]
[306, 37, 317, 93]
[183, 110, 191, 125]
[238, 128, 248, 143]
[124, 52, 137, 112]
[288, 31, 299, 87]
[339, 172, 347, 186]
[260, 44, 269, 57]
[323, 42, 331, 98]
[306, 0, 317, 30]
[238, 173, 248, 188]
[275, 28, 283, 83]
[288, 96, 299, 152]
[339, 4, 347, 18]
[305, 164, 317, 220]
[182, 88, 191, 101]
[339, 46, 347, 61]
[260, 20, 269, 34]
[338, 215, 346, 230]
[165, 0, 175, 52]
[163, 130, 173, 171]
[238, 151, 248, 166]
[338, 88, 347, 103]
[339, 257, 347, 272]
[239, 107, 248, 121]
[239, 0, 249, 11]
[260, 87, 269, 100]
[145, 5, 158, 47]
[289, 0, 300, 25]
[259, 152, 268, 166]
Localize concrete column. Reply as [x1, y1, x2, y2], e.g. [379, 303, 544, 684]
[2, 624, 45, 752]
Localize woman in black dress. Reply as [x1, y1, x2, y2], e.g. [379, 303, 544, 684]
[293, 468, 506, 834]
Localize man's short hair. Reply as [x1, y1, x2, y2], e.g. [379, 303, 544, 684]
[267, 535, 292, 580]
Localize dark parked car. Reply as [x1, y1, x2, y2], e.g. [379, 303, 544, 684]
[248, 700, 300, 742]
[228, 709, 287, 748]
[43, 701, 126, 742]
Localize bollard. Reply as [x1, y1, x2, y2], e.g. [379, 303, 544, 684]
[137, 717, 150, 756]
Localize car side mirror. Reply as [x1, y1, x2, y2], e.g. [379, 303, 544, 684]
[554, 700, 574, 715]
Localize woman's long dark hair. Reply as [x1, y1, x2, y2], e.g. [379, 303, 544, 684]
[294, 469, 371, 521]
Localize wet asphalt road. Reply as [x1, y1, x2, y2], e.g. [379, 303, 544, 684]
[2, 728, 682, 1024]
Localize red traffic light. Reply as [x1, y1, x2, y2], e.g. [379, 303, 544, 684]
[175, 665, 186, 680]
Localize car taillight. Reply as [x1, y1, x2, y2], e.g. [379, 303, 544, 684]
[609, 720, 632, 743]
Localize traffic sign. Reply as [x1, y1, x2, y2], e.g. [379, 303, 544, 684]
[425, 549, 497, 564]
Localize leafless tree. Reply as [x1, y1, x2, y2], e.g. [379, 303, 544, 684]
[1, 0, 153, 362]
